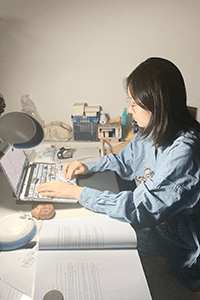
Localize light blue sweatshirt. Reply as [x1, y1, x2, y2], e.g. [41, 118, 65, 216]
[79, 130, 200, 268]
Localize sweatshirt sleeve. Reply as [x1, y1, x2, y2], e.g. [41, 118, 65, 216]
[79, 134, 200, 230]
[85, 135, 142, 181]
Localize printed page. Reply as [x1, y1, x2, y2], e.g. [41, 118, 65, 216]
[0, 279, 32, 300]
[0, 246, 37, 298]
[34, 249, 151, 300]
[39, 215, 137, 250]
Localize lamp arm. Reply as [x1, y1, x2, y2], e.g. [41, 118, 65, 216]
[0, 140, 11, 159]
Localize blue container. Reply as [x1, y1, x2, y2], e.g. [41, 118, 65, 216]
[71, 115, 98, 141]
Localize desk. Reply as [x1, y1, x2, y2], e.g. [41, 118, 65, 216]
[0, 142, 152, 300]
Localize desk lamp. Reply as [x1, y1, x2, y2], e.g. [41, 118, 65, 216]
[0, 111, 44, 251]
[0, 111, 44, 159]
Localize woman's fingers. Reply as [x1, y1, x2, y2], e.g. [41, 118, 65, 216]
[36, 180, 83, 200]
[62, 160, 88, 180]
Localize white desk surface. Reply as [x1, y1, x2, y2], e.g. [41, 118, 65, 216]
[0, 141, 152, 300]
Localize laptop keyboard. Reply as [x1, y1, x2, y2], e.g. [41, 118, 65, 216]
[24, 163, 69, 199]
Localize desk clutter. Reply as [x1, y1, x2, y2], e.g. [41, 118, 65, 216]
[98, 123, 122, 143]
[2, 93, 136, 145]
[13, 94, 136, 144]
[71, 102, 136, 143]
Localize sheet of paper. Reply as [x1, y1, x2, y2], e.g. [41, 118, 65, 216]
[0, 245, 37, 298]
[39, 215, 137, 250]
[34, 249, 151, 300]
[0, 279, 32, 300]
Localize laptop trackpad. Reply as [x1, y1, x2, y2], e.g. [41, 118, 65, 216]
[77, 170, 120, 194]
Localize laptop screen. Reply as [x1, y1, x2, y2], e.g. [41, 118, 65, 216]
[0, 147, 29, 196]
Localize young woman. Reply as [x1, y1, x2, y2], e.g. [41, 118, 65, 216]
[37, 57, 200, 289]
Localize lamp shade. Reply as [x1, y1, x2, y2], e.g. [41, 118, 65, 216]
[13, 114, 44, 149]
[0, 112, 44, 159]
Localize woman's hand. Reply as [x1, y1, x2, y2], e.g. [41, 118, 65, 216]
[36, 181, 83, 200]
[62, 160, 89, 180]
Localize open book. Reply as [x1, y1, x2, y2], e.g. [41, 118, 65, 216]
[34, 215, 151, 300]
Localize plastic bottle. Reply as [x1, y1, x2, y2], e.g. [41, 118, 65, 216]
[121, 108, 127, 140]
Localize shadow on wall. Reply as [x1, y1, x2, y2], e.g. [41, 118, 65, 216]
[0, 16, 40, 85]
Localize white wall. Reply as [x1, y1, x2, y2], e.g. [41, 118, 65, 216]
[1, 0, 200, 125]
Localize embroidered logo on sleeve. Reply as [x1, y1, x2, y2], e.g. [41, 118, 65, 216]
[134, 160, 155, 184]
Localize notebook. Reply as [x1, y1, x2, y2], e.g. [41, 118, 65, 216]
[0, 147, 78, 203]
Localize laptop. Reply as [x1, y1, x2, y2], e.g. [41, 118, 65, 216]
[0, 147, 78, 203]
[0, 147, 121, 204]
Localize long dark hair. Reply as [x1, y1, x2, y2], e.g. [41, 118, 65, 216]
[126, 57, 200, 147]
